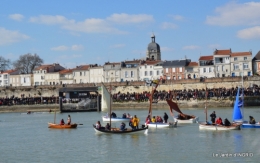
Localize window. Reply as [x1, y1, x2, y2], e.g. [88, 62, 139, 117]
[234, 64, 239, 70]
[209, 68, 212, 72]
[116, 71, 119, 76]
[216, 66, 219, 72]
[172, 68, 175, 72]
[203, 68, 206, 73]
[178, 76, 181, 79]
[150, 71, 153, 76]
[150, 66, 152, 68]
[80, 72, 82, 76]
[244, 57, 247, 60]
[131, 71, 134, 77]
[179, 67, 182, 72]
[145, 65, 147, 69]
[234, 57, 237, 61]
[24, 78, 26, 83]
[243, 63, 249, 69]
[166, 68, 168, 73]
[222, 66, 224, 71]
[84, 72, 86, 76]
[125, 71, 128, 78]
[157, 70, 159, 75]
[145, 71, 148, 76]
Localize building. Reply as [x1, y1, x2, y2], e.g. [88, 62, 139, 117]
[0, 69, 20, 87]
[33, 63, 65, 85]
[230, 51, 252, 77]
[199, 55, 215, 78]
[162, 59, 191, 80]
[73, 65, 90, 84]
[213, 49, 231, 77]
[252, 51, 260, 75]
[139, 60, 162, 81]
[121, 60, 140, 82]
[185, 62, 199, 79]
[103, 62, 121, 82]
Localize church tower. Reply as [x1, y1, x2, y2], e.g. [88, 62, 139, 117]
[146, 33, 161, 60]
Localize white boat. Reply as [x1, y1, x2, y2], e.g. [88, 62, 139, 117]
[199, 122, 241, 130]
[102, 116, 131, 122]
[145, 79, 177, 128]
[199, 87, 241, 131]
[146, 122, 177, 128]
[173, 116, 199, 124]
[166, 92, 198, 124]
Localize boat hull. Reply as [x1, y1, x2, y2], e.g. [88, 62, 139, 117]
[146, 121, 177, 128]
[174, 116, 199, 124]
[93, 125, 148, 134]
[48, 123, 77, 129]
[199, 123, 241, 131]
[102, 116, 131, 122]
[242, 123, 260, 128]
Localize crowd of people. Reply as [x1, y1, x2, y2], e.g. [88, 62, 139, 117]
[0, 85, 260, 107]
[111, 85, 260, 102]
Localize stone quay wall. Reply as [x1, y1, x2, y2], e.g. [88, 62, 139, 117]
[0, 76, 259, 98]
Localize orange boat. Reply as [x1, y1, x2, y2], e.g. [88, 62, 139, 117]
[48, 123, 77, 129]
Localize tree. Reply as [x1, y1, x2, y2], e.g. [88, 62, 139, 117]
[13, 53, 44, 74]
[0, 56, 11, 71]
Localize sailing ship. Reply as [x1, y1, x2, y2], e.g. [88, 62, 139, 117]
[233, 87, 260, 128]
[145, 80, 177, 128]
[166, 91, 199, 124]
[199, 88, 241, 130]
[93, 83, 148, 134]
[101, 82, 131, 122]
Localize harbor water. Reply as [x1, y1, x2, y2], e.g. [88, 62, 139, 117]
[0, 107, 259, 163]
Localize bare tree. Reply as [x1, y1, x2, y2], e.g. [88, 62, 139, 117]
[0, 56, 11, 71]
[13, 53, 44, 74]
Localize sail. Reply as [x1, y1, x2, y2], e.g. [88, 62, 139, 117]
[101, 83, 111, 112]
[148, 79, 160, 114]
[233, 88, 243, 122]
[166, 99, 183, 115]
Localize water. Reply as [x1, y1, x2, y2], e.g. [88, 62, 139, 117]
[0, 107, 259, 163]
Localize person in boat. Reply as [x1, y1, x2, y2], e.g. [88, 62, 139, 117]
[151, 116, 156, 123]
[215, 117, 223, 125]
[126, 113, 131, 118]
[27, 111, 31, 114]
[129, 117, 134, 130]
[60, 119, 65, 125]
[156, 116, 163, 123]
[67, 115, 71, 125]
[163, 112, 169, 123]
[249, 116, 256, 124]
[122, 113, 127, 118]
[132, 115, 139, 129]
[210, 111, 216, 124]
[145, 115, 151, 124]
[111, 112, 117, 118]
[96, 121, 102, 129]
[105, 123, 111, 130]
[49, 109, 52, 113]
[224, 118, 231, 126]
[120, 122, 126, 131]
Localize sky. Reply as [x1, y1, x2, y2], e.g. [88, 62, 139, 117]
[1, 0, 260, 69]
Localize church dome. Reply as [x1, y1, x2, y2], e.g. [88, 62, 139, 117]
[147, 34, 160, 52]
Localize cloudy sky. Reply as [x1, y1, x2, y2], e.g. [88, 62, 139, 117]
[1, 0, 260, 68]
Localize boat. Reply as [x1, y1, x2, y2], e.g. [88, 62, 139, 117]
[145, 80, 177, 128]
[93, 83, 148, 134]
[93, 124, 148, 134]
[199, 88, 241, 130]
[48, 123, 78, 129]
[47, 111, 79, 129]
[166, 91, 199, 124]
[233, 86, 260, 129]
[199, 122, 241, 130]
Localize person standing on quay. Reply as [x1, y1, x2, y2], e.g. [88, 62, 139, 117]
[210, 111, 216, 124]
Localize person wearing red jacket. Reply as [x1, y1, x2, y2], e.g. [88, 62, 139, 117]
[215, 117, 223, 125]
